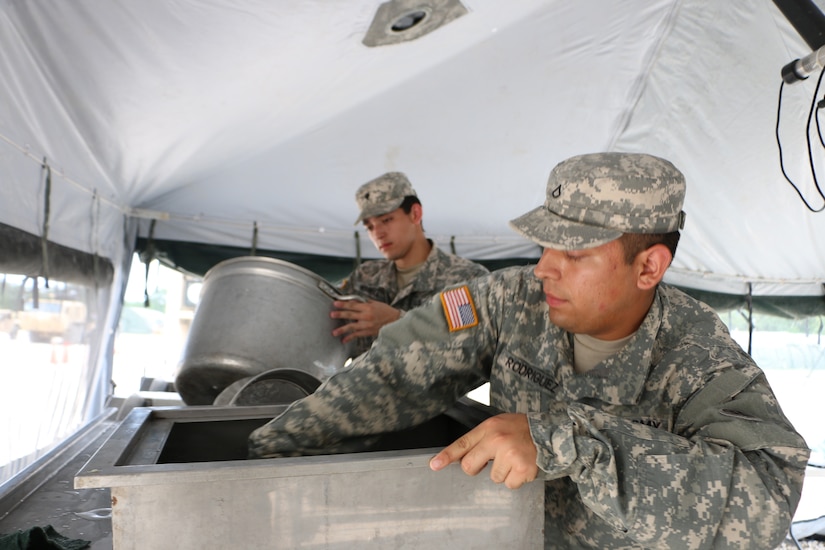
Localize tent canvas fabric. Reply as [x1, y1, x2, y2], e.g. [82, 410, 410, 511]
[1, 0, 824, 299]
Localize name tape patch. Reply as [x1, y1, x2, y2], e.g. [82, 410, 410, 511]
[440, 285, 478, 332]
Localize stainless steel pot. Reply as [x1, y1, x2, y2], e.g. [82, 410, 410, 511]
[175, 256, 357, 405]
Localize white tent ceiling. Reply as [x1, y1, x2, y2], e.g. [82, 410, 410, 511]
[2, 0, 824, 296]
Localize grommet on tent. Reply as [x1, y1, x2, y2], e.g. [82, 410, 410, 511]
[250, 221, 259, 256]
[39, 158, 52, 289]
[362, 0, 467, 47]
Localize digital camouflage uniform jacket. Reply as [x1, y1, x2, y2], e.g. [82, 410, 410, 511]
[338, 241, 489, 355]
[250, 266, 810, 549]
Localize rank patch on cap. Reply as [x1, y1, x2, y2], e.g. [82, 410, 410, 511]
[440, 285, 478, 332]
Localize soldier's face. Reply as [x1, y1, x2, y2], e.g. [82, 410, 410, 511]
[363, 207, 419, 261]
[533, 239, 647, 340]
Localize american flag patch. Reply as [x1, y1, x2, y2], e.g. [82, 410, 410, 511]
[440, 285, 478, 332]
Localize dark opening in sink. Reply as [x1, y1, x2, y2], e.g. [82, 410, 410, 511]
[156, 404, 489, 464]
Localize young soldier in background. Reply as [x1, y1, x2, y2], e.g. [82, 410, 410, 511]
[331, 172, 489, 356]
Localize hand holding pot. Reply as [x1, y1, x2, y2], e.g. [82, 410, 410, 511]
[330, 299, 403, 343]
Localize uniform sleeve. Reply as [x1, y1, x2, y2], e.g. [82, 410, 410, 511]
[467, 261, 491, 278]
[446, 258, 490, 283]
[526, 370, 809, 548]
[248, 286, 494, 459]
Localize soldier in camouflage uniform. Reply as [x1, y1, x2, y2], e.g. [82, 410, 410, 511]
[331, 171, 489, 356]
[250, 153, 810, 549]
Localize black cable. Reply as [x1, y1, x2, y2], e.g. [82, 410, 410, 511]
[803, 68, 825, 199]
[776, 72, 825, 212]
[816, 95, 825, 149]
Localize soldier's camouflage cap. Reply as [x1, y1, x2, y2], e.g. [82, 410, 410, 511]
[509, 152, 687, 250]
[354, 172, 418, 224]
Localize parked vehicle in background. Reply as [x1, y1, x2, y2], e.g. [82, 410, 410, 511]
[10, 299, 89, 343]
[0, 308, 13, 334]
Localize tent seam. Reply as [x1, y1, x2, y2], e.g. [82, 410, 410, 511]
[606, 0, 685, 151]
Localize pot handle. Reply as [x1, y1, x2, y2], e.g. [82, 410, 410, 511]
[317, 280, 368, 303]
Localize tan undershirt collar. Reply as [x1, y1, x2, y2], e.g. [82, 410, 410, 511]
[573, 332, 634, 373]
[396, 261, 426, 289]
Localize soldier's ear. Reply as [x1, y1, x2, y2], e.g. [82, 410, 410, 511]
[410, 203, 423, 224]
[636, 244, 671, 290]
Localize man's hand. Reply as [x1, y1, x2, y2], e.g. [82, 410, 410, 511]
[429, 413, 539, 489]
[330, 299, 402, 343]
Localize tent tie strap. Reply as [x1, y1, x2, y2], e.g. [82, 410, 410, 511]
[40, 158, 52, 288]
[141, 219, 157, 307]
[354, 231, 361, 268]
[250, 221, 258, 256]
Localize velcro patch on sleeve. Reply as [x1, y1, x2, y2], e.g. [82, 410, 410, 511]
[440, 285, 479, 332]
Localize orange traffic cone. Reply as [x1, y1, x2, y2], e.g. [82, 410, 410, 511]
[50, 337, 68, 364]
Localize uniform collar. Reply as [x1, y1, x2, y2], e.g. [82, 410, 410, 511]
[393, 240, 441, 297]
[560, 289, 663, 406]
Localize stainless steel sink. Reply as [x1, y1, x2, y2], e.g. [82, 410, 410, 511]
[75, 401, 544, 549]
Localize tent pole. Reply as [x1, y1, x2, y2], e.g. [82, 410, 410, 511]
[773, 0, 825, 50]
[820, 284, 825, 344]
[746, 283, 754, 355]
[250, 221, 259, 256]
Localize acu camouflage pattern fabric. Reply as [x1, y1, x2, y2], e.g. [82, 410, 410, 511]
[509, 152, 687, 251]
[338, 241, 489, 356]
[249, 266, 809, 549]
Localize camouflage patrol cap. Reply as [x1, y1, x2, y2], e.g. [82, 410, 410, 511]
[354, 172, 418, 224]
[509, 152, 686, 250]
